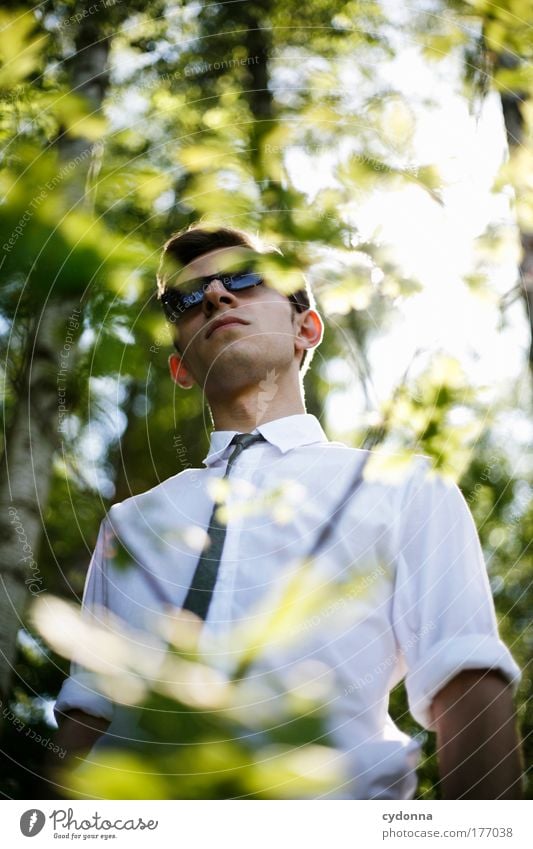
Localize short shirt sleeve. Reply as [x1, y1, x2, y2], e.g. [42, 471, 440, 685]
[391, 458, 521, 730]
[54, 518, 115, 723]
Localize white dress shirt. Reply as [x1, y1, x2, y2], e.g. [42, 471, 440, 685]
[55, 414, 520, 799]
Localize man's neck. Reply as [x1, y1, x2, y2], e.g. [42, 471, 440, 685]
[208, 382, 306, 432]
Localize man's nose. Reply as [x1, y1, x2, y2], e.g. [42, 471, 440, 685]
[202, 278, 237, 313]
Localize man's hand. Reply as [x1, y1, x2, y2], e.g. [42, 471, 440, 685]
[431, 669, 523, 799]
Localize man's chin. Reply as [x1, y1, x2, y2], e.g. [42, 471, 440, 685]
[203, 338, 253, 368]
[201, 346, 264, 393]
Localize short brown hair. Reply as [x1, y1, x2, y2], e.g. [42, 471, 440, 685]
[157, 225, 315, 369]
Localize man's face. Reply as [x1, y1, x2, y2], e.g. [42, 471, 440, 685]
[167, 247, 307, 397]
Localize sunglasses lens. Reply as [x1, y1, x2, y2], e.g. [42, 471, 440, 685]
[161, 289, 197, 318]
[162, 272, 263, 319]
[177, 276, 206, 295]
[226, 272, 263, 290]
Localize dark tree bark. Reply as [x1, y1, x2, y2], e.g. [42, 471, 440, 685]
[496, 51, 533, 372]
[0, 5, 113, 699]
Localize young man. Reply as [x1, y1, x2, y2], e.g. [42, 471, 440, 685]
[54, 226, 522, 799]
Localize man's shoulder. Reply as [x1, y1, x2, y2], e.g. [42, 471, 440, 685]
[316, 440, 431, 476]
[359, 449, 432, 499]
[108, 467, 204, 519]
[299, 441, 435, 506]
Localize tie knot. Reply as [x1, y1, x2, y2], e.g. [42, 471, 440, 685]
[225, 432, 265, 474]
[230, 432, 265, 450]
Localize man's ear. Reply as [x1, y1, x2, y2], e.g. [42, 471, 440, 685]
[294, 309, 323, 357]
[168, 352, 196, 389]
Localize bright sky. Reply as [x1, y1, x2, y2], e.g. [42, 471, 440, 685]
[287, 45, 530, 443]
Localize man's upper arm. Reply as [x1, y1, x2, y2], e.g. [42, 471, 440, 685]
[391, 460, 521, 729]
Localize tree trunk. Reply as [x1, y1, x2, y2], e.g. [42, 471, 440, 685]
[0, 300, 81, 695]
[497, 52, 533, 372]
[519, 233, 533, 369]
[0, 6, 112, 699]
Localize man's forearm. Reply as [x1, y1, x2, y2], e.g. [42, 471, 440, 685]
[54, 709, 110, 765]
[431, 669, 523, 799]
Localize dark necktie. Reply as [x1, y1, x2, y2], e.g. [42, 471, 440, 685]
[181, 432, 266, 620]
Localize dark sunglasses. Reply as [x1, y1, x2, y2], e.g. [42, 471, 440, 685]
[160, 271, 263, 320]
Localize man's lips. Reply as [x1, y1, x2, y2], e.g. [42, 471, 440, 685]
[206, 316, 248, 338]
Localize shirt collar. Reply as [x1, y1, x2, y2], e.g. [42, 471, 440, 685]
[203, 414, 329, 467]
